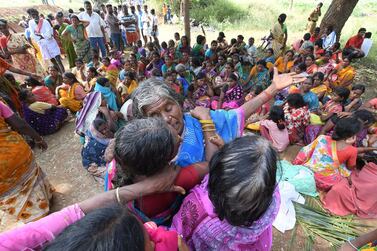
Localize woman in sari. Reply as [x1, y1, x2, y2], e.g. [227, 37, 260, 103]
[323, 161, 377, 218]
[172, 135, 280, 250]
[305, 54, 318, 74]
[274, 50, 294, 74]
[211, 73, 244, 110]
[129, 68, 306, 168]
[19, 90, 67, 135]
[293, 117, 376, 191]
[305, 86, 350, 144]
[0, 57, 41, 114]
[328, 56, 356, 90]
[26, 77, 57, 105]
[84, 66, 99, 92]
[271, 13, 288, 57]
[317, 50, 335, 79]
[0, 19, 44, 77]
[94, 77, 119, 111]
[243, 60, 271, 91]
[97, 57, 120, 88]
[62, 15, 91, 63]
[44, 65, 63, 94]
[0, 100, 51, 231]
[56, 12, 76, 69]
[58, 72, 86, 112]
[191, 35, 206, 63]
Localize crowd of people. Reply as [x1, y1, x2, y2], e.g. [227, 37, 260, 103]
[0, 1, 377, 250]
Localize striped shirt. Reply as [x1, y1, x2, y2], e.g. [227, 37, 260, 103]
[121, 14, 137, 33]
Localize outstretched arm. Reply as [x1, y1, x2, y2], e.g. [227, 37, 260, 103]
[241, 67, 306, 119]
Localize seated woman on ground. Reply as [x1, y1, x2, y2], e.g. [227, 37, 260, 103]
[25, 77, 58, 105]
[113, 117, 208, 225]
[243, 59, 271, 92]
[211, 73, 244, 110]
[310, 72, 327, 101]
[19, 89, 68, 135]
[97, 57, 119, 88]
[83, 66, 99, 92]
[94, 77, 120, 112]
[164, 71, 181, 94]
[117, 71, 138, 103]
[171, 135, 280, 250]
[316, 50, 335, 78]
[191, 72, 214, 108]
[274, 50, 295, 74]
[293, 117, 377, 191]
[344, 84, 365, 112]
[260, 105, 290, 153]
[57, 72, 86, 113]
[129, 68, 306, 168]
[0, 167, 190, 250]
[71, 58, 87, 84]
[44, 65, 63, 94]
[327, 56, 355, 89]
[283, 93, 310, 144]
[304, 86, 350, 144]
[323, 159, 377, 218]
[315, 109, 376, 148]
[304, 54, 318, 75]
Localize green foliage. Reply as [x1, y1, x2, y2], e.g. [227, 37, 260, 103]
[293, 196, 371, 250]
[190, 0, 247, 26]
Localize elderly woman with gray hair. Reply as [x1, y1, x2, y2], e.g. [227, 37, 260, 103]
[131, 68, 305, 167]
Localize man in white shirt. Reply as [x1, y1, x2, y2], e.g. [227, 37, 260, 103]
[150, 9, 159, 44]
[361, 32, 373, 57]
[322, 25, 336, 50]
[141, 5, 151, 44]
[78, 1, 107, 57]
[27, 8, 64, 74]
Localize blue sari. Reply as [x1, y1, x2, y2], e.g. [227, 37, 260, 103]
[176, 108, 245, 167]
[94, 84, 118, 111]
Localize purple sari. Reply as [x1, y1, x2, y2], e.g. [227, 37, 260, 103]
[171, 175, 280, 250]
[22, 103, 68, 135]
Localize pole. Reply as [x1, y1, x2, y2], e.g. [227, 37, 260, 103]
[183, 0, 190, 45]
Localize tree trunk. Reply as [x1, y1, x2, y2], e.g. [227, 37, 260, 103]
[290, 0, 293, 9]
[319, 0, 359, 41]
[183, 0, 190, 45]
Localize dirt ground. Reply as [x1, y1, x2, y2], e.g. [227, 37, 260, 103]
[4, 5, 376, 249]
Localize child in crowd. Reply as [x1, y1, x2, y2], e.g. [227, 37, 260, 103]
[191, 72, 214, 108]
[260, 106, 290, 152]
[283, 93, 310, 144]
[118, 71, 138, 102]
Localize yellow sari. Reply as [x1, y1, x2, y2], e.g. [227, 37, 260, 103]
[332, 65, 356, 89]
[59, 83, 84, 112]
[271, 22, 287, 57]
[0, 110, 52, 231]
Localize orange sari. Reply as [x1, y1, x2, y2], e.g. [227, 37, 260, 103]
[0, 105, 52, 231]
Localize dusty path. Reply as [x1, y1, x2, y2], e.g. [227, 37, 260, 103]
[35, 121, 102, 212]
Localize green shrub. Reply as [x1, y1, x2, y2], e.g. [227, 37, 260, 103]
[190, 0, 247, 26]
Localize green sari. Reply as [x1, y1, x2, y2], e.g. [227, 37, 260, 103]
[65, 24, 91, 63]
[58, 23, 77, 68]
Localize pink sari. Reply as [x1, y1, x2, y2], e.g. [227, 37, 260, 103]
[32, 86, 58, 105]
[322, 162, 377, 218]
